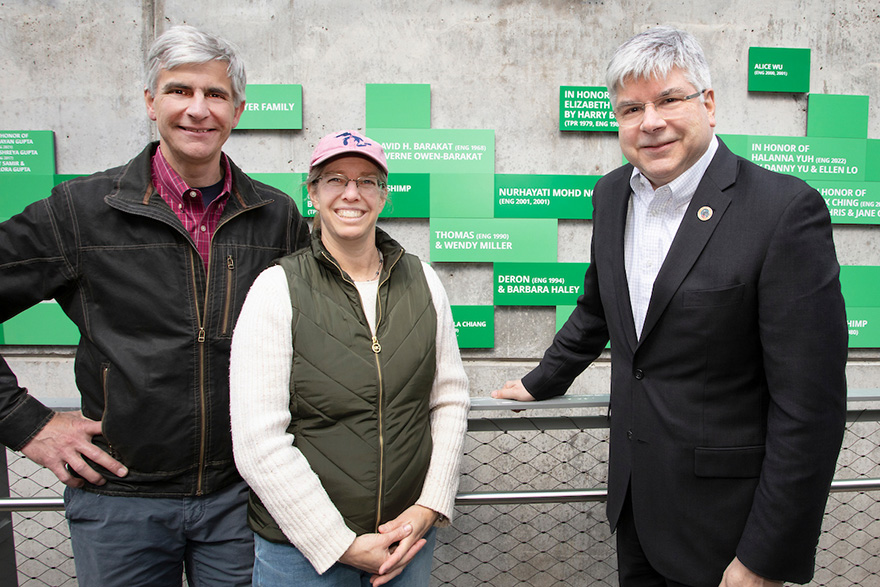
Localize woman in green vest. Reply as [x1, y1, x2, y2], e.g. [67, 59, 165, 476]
[230, 130, 470, 586]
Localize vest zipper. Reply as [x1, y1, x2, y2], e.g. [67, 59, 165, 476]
[371, 250, 401, 530]
[320, 248, 403, 530]
[373, 343, 384, 531]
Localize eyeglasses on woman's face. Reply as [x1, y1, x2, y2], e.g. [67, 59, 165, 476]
[316, 174, 386, 196]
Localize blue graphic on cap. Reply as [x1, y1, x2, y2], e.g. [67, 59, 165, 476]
[336, 132, 371, 147]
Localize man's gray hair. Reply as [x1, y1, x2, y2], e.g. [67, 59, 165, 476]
[605, 26, 711, 106]
[145, 25, 246, 107]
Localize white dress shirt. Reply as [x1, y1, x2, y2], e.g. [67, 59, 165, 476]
[625, 136, 719, 339]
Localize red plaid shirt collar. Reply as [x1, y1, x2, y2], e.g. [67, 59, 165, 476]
[150, 146, 233, 272]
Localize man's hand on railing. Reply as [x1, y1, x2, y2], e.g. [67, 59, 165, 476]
[20, 411, 128, 487]
[491, 379, 536, 402]
[719, 557, 783, 587]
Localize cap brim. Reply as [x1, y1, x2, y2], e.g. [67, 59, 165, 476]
[311, 149, 388, 173]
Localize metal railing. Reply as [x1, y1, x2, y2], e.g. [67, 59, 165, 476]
[4, 390, 880, 512]
[455, 389, 880, 503]
[4, 390, 880, 586]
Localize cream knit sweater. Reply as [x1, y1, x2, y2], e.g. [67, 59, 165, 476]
[230, 262, 470, 574]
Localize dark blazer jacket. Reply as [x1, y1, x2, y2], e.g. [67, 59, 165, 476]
[523, 139, 847, 585]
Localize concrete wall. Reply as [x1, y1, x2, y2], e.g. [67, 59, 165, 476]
[2, 0, 879, 400]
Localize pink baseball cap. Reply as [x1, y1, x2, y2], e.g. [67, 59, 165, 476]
[309, 130, 388, 173]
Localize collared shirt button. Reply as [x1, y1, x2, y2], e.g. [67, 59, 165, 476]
[189, 190, 199, 198]
[634, 369, 644, 380]
[200, 225, 207, 232]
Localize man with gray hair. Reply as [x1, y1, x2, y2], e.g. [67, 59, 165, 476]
[0, 25, 309, 585]
[494, 26, 846, 586]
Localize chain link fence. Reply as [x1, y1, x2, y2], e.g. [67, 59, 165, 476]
[5, 408, 880, 586]
[6, 453, 75, 586]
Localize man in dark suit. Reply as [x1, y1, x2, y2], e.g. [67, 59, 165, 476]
[493, 26, 847, 587]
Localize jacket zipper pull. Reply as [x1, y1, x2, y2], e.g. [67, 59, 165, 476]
[371, 336, 381, 354]
[198, 327, 206, 343]
[227, 255, 234, 270]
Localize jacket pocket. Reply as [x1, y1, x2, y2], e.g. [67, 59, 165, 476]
[694, 445, 765, 478]
[99, 363, 119, 459]
[220, 254, 236, 337]
[683, 283, 744, 307]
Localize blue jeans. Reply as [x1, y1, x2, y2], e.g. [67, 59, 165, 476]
[252, 527, 437, 587]
[64, 480, 254, 587]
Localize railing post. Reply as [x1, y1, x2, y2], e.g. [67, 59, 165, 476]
[0, 450, 19, 586]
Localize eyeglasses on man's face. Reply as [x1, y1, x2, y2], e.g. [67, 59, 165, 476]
[613, 89, 706, 126]
[316, 173, 386, 196]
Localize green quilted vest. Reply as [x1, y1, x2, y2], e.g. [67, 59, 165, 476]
[248, 229, 437, 542]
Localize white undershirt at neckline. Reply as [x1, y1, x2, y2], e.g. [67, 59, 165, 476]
[354, 279, 380, 335]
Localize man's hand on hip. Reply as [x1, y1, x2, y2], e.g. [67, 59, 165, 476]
[21, 411, 128, 487]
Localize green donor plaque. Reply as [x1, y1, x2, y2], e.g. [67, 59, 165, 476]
[451, 305, 494, 348]
[807, 94, 870, 140]
[250, 173, 303, 199]
[250, 173, 307, 216]
[846, 307, 880, 348]
[748, 47, 810, 93]
[811, 181, 880, 224]
[840, 266, 880, 348]
[0, 174, 54, 221]
[0, 131, 55, 174]
[720, 134, 866, 182]
[559, 86, 618, 132]
[383, 173, 430, 218]
[495, 174, 597, 219]
[1, 300, 79, 345]
[868, 140, 880, 183]
[0, 130, 56, 221]
[430, 173, 494, 219]
[366, 84, 431, 129]
[494, 263, 588, 306]
[367, 129, 495, 174]
[430, 218, 556, 263]
[237, 85, 303, 130]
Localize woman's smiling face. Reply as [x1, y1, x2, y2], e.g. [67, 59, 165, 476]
[309, 156, 387, 251]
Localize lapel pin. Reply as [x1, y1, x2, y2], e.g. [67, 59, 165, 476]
[697, 206, 713, 221]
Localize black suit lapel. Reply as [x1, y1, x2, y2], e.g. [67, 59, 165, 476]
[604, 169, 640, 350]
[638, 140, 738, 344]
